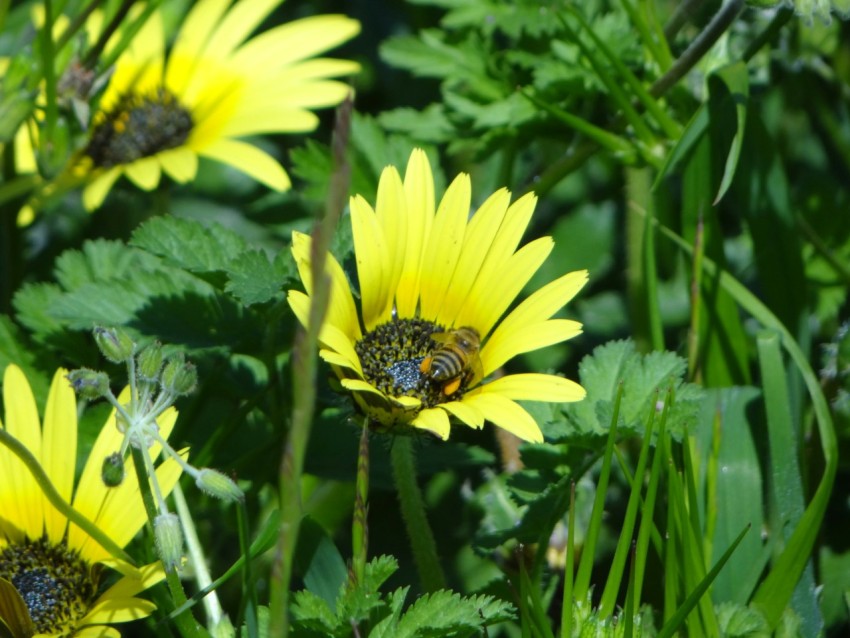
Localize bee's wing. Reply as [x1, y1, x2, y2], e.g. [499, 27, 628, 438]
[429, 331, 455, 345]
[468, 353, 484, 387]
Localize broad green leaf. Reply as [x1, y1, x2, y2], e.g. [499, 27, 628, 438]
[693, 387, 766, 604]
[129, 217, 248, 273]
[293, 517, 348, 612]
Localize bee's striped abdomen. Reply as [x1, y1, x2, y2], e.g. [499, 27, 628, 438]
[429, 347, 465, 381]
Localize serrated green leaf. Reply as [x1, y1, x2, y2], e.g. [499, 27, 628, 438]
[54, 239, 163, 290]
[129, 216, 248, 272]
[378, 105, 455, 144]
[290, 590, 337, 632]
[564, 340, 703, 439]
[224, 249, 292, 306]
[379, 30, 475, 79]
[393, 590, 514, 638]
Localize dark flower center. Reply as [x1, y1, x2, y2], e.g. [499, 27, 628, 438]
[354, 318, 471, 409]
[85, 87, 193, 167]
[0, 537, 97, 636]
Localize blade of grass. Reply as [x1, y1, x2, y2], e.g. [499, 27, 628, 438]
[598, 395, 657, 617]
[559, 483, 576, 638]
[574, 381, 624, 600]
[656, 523, 752, 638]
[757, 331, 822, 635]
[633, 391, 670, 604]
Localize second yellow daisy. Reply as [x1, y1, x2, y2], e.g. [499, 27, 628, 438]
[79, 0, 360, 209]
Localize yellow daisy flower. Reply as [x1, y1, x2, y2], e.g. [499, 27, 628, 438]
[79, 0, 360, 210]
[288, 149, 588, 442]
[0, 365, 184, 638]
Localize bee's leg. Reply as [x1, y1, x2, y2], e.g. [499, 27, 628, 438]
[420, 356, 433, 374]
[442, 377, 462, 395]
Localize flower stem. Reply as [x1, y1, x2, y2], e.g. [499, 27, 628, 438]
[269, 96, 353, 638]
[351, 419, 370, 584]
[0, 427, 132, 563]
[130, 446, 207, 638]
[390, 436, 446, 592]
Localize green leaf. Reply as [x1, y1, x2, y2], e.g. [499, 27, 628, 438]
[378, 105, 455, 144]
[707, 62, 749, 204]
[293, 517, 348, 613]
[225, 250, 293, 306]
[0, 316, 52, 403]
[563, 340, 704, 439]
[129, 217, 248, 273]
[693, 387, 767, 604]
[392, 591, 515, 638]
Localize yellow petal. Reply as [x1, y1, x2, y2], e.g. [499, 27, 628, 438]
[0, 577, 35, 638]
[204, 0, 281, 61]
[410, 408, 450, 439]
[232, 15, 361, 70]
[350, 195, 390, 330]
[83, 168, 122, 210]
[124, 157, 162, 191]
[457, 236, 553, 337]
[165, 0, 231, 93]
[461, 392, 543, 443]
[273, 58, 361, 83]
[395, 149, 434, 318]
[490, 270, 588, 333]
[221, 107, 319, 137]
[1, 365, 44, 539]
[73, 625, 121, 638]
[97, 562, 164, 600]
[477, 374, 586, 403]
[482, 319, 583, 375]
[78, 596, 157, 626]
[374, 166, 407, 319]
[435, 188, 511, 328]
[158, 147, 198, 183]
[289, 233, 361, 339]
[439, 400, 484, 429]
[418, 173, 471, 322]
[200, 138, 290, 191]
[41, 368, 77, 544]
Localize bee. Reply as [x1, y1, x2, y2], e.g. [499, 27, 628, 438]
[419, 326, 484, 395]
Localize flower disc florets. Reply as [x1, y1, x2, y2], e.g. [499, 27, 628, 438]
[354, 318, 472, 409]
[0, 538, 97, 635]
[85, 88, 192, 168]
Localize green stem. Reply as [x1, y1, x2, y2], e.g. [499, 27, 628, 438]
[650, 0, 744, 98]
[269, 97, 353, 638]
[39, 0, 58, 160]
[351, 418, 370, 584]
[390, 436, 445, 592]
[0, 428, 132, 563]
[130, 446, 207, 638]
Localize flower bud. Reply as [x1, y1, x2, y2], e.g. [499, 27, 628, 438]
[154, 512, 184, 570]
[137, 342, 164, 381]
[101, 452, 125, 487]
[66, 369, 110, 400]
[196, 468, 244, 503]
[161, 353, 197, 396]
[93, 326, 135, 363]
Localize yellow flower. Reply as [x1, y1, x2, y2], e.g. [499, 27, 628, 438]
[0, 365, 184, 638]
[288, 149, 588, 442]
[79, 0, 360, 210]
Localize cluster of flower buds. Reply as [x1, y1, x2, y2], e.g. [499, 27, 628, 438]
[67, 326, 244, 570]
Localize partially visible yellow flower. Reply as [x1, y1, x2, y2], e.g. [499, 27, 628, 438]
[288, 149, 588, 442]
[78, 0, 360, 210]
[0, 365, 184, 638]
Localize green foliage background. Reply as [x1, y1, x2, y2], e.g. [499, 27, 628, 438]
[2, 0, 850, 637]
